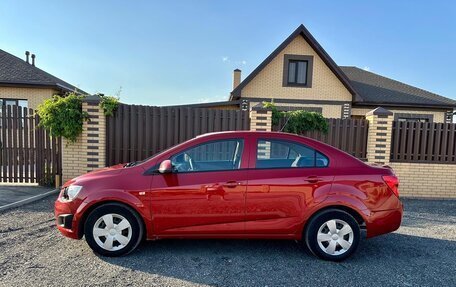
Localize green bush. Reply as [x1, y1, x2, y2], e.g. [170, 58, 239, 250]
[36, 93, 89, 143]
[262, 100, 328, 133]
[281, 110, 328, 134]
[99, 94, 119, 116]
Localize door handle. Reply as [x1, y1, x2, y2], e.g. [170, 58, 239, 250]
[222, 181, 241, 188]
[304, 176, 323, 183]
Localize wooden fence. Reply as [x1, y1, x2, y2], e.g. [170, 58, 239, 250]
[273, 118, 369, 160]
[0, 105, 62, 184]
[391, 121, 456, 163]
[106, 104, 250, 165]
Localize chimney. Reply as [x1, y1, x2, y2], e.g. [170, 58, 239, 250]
[25, 51, 30, 63]
[31, 54, 36, 66]
[233, 69, 241, 90]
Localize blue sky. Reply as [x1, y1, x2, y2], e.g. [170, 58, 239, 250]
[0, 0, 455, 106]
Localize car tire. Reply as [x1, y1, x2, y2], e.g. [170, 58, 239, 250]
[303, 209, 360, 261]
[84, 203, 144, 257]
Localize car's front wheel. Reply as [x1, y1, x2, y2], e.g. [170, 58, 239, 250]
[304, 209, 360, 261]
[84, 203, 143, 257]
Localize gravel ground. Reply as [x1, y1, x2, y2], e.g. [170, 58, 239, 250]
[0, 196, 455, 287]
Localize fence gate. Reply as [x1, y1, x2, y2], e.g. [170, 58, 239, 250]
[106, 104, 250, 166]
[0, 105, 62, 185]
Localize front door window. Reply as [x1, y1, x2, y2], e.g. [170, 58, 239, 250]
[170, 139, 244, 172]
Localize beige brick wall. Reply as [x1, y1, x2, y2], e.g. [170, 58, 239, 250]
[61, 100, 106, 183]
[365, 113, 393, 164]
[250, 109, 272, 132]
[352, 107, 446, 123]
[241, 35, 352, 102]
[390, 162, 456, 199]
[61, 138, 84, 182]
[249, 101, 343, 118]
[0, 87, 57, 110]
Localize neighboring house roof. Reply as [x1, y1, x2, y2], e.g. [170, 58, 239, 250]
[341, 66, 456, 108]
[230, 24, 360, 102]
[167, 100, 241, 109]
[0, 49, 86, 94]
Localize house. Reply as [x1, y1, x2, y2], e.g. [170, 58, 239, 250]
[227, 25, 455, 123]
[0, 49, 86, 110]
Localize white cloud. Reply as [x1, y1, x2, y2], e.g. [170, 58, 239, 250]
[363, 66, 370, 71]
[221, 57, 247, 66]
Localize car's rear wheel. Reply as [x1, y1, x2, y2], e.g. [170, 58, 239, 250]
[304, 209, 360, 261]
[84, 203, 143, 257]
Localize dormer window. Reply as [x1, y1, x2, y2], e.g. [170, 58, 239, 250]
[283, 54, 313, 88]
[288, 60, 308, 85]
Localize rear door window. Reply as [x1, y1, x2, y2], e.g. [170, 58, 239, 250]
[256, 139, 328, 169]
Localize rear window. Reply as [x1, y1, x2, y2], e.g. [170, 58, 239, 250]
[256, 139, 328, 169]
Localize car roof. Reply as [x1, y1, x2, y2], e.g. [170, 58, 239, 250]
[196, 130, 294, 138]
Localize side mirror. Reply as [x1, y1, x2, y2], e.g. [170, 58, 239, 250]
[158, 160, 173, 174]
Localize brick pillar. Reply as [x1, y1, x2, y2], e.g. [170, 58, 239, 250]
[365, 107, 393, 165]
[249, 106, 272, 131]
[61, 96, 106, 183]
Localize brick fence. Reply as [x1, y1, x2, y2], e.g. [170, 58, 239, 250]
[61, 96, 106, 182]
[251, 106, 456, 199]
[61, 101, 455, 199]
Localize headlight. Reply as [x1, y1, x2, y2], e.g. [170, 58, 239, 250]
[63, 185, 83, 201]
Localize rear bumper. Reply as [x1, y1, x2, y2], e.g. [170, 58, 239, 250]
[365, 203, 403, 238]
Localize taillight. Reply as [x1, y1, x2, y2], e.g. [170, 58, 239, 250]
[382, 175, 399, 197]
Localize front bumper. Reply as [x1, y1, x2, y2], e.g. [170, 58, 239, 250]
[57, 214, 73, 229]
[54, 197, 83, 239]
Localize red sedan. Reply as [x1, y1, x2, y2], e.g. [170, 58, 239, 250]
[55, 131, 402, 261]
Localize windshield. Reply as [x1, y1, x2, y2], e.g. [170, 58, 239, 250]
[123, 139, 193, 167]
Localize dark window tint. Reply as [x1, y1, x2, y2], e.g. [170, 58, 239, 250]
[0, 99, 28, 108]
[397, 117, 429, 123]
[256, 140, 328, 168]
[288, 60, 308, 85]
[171, 139, 244, 172]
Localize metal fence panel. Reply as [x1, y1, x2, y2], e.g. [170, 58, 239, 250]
[0, 105, 61, 184]
[273, 118, 369, 160]
[106, 104, 250, 166]
[391, 121, 456, 164]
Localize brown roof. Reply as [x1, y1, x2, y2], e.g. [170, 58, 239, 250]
[229, 24, 360, 102]
[341, 66, 456, 108]
[0, 49, 86, 94]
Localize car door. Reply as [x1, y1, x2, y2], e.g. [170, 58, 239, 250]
[149, 137, 249, 236]
[245, 137, 334, 235]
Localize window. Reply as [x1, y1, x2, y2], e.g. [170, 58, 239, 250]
[394, 113, 433, 123]
[397, 117, 429, 123]
[288, 60, 308, 85]
[283, 54, 313, 87]
[256, 139, 328, 169]
[170, 139, 244, 172]
[0, 99, 28, 109]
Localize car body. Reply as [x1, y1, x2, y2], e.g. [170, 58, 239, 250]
[55, 131, 402, 260]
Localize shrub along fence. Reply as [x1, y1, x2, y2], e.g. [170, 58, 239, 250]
[273, 117, 369, 161]
[106, 104, 250, 166]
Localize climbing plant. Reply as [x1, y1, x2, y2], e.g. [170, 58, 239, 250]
[263, 100, 328, 134]
[36, 93, 89, 143]
[99, 94, 120, 116]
